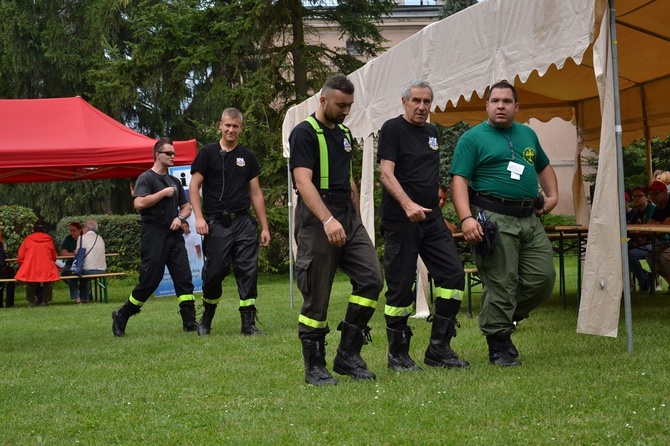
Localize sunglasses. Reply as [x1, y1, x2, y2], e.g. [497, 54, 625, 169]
[158, 151, 176, 157]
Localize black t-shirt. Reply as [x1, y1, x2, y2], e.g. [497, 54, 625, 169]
[288, 114, 353, 192]
[651, 204, 670, 222]
[190, 142, 260, 215]
[133, 169, 187, 226]
[377, 115, 440, 221]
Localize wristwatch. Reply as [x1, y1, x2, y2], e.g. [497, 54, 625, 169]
[178, 214, 185, 221]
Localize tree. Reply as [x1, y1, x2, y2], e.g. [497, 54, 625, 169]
[439, 0, 478, 19]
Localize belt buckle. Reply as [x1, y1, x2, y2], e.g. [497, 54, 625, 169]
[520, 198, 536, 209]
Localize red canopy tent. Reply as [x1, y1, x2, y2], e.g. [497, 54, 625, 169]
[0, 97, 197, 183]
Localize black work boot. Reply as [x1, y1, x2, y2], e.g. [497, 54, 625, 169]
[112, 300, 141, 337]
[508, 336, 519, 359]
[301, 338, 338, 386]
[332, 321, 376, 380]
[240, 306, 264, 336]
[179, 301, 198, 332]
[197, 302, 217, 336]
[387, 325, 421, 371]
[487, 332, 522, 366]
[424, 314, 469, 369]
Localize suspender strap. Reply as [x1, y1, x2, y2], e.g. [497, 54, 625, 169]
[304, 116, 352, 190]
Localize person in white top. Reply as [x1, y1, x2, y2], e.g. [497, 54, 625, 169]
[181, 220, 202, 260]
[77, 219, 106, 302]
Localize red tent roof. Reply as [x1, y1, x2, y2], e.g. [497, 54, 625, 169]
[0, 97, 197, 183]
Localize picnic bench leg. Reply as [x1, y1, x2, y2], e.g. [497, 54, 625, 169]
[466, 271, 472, 318]
[559, 234, 566, 310]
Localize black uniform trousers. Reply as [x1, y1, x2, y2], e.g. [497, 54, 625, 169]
[382, 216, 464, 325]
[201, 214, 259, 304]
[131, 225, 193, 302]
[294, 195, 383, 339]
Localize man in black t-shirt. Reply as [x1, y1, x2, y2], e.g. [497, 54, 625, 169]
[289, 75, 383, 386]
[377, 80, 468, 371]
[112, 137, 196, 337]
[190, 108, 270, 337]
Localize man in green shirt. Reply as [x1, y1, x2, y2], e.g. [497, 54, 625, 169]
[451, 81, 558, 366]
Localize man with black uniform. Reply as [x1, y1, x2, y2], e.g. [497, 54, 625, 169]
[289, 74, 383, 386]
[378, 79, 468, 372]
[451, 80, 558, 366]
[112, 137, 197, 336]
[190, 108, 270, 336]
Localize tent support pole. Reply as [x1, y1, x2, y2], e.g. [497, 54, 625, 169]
[639, 84, 653, 181]
[610, 0, 633, 353]
[287, 159, 294, 309]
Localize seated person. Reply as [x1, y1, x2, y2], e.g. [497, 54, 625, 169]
[60, 221, 83, 303]
[77, 219, 107, 303]
[14, 220, 59, 306]
[644, 180, 670, 291]
[438, 184, 458, 234]
[627, 186, 657, 291]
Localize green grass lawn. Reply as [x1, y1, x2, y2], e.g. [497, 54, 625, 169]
[1, 261, 669, 445]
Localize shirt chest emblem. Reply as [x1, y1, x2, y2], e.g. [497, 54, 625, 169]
[343, 138, 352, 152]
[428, 137, 438, 151]
[236, 157, 246, 167]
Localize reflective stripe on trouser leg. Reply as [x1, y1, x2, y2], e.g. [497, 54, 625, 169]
[129, 295, 145, 307]
[298, 314, 328, 330]
[434, 287, 462, 301]
[177, 294, 195, 302]
[239, 298, 256, 308]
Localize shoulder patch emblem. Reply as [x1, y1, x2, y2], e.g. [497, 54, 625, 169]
[236, 157, 246, 167]
[428, 137, 438, 151]
[523, 147, 536, 165]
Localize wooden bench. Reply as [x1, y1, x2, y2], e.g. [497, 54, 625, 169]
[0, 272, 126, 304]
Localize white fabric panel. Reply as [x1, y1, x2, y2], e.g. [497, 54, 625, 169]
[577, 5, 623, 337]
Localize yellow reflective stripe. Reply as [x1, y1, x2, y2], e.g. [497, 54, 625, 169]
[384, 304, 414, 317]
[434, 287, 462, 301]
[177, 294, 195, 302]
[129, 295, 144, 307]
[305, 117, 329, 189]
[298, 314, 328, 329]
[202, 297, 220, 305]
[349, 295, 377, 309]
[239, 299, 256, 308]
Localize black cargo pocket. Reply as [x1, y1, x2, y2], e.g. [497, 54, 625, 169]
[295, 255, 313, 296]
[383, 241, 403, 278]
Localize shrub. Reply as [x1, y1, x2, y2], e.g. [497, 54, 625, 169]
[0, 205, 39, 257]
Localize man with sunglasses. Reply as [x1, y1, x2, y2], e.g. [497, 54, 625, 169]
[112, 137, 197, 336]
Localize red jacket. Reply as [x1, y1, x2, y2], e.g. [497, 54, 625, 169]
[15, 232, 59, 282]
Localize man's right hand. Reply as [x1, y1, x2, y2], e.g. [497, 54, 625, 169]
[164, 186, 175, 197]
[404, 201, 432, 223]
[462, 217, 484, 244]
[195, 217, 209, 236]
[324, 218, 346, 247]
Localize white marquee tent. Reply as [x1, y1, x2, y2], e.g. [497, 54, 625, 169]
[282, 0, 670, 348]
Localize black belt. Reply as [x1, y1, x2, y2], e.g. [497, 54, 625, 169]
[319, 190, 352, 205]
[211, 210, 248, 220]
[470, 191, 538, 218]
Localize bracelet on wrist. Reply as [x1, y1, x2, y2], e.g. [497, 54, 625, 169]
[323, 216, 334, 227]
[460, 215, 475, 224]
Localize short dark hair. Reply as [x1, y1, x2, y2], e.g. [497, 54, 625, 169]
[153, 137, 174, 154]
[322, 74, 355, 96]
[487, 80, 518, 102]
[33, 220, 47, 233]
[69, 221, 82, 231]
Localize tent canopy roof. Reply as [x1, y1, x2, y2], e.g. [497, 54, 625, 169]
[0, 97, 197, 183]
[282, 0, 670, 152]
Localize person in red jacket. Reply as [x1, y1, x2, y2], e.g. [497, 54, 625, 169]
[15, 220, 59, 306]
